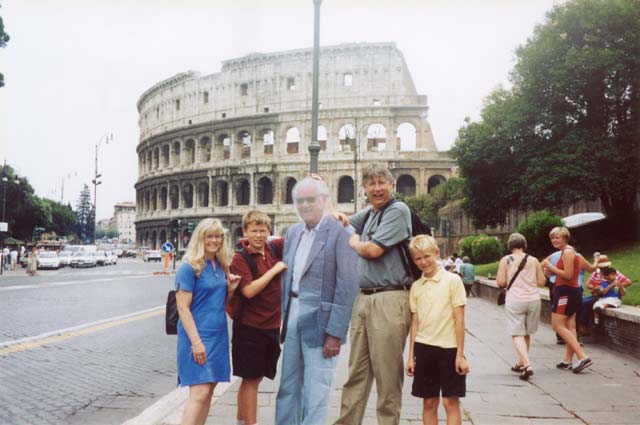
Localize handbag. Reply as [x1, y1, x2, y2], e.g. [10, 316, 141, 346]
[165, 290, 178, 335]
[497, 254, 529, 306]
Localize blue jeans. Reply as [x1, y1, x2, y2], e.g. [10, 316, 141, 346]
[275, 298, 338, 425]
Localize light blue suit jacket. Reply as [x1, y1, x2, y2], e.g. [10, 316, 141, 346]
[281, 217, 359, 348]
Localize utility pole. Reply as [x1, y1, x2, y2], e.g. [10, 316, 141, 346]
[308, 0, 322, 173]
[92, 133, 113, 244]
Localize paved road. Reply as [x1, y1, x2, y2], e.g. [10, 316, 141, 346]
[0, 260, 178, 425]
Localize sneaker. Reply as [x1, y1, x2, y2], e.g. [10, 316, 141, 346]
[556, 361, 572, 370]
[573, 358, 593, 374]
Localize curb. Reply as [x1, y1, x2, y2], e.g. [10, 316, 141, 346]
[122, 377, 238, 425]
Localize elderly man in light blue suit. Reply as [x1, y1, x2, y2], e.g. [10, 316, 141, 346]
[275, 177, 359, 425]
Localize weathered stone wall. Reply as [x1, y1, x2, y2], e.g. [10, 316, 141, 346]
[134, 43, 456, 249]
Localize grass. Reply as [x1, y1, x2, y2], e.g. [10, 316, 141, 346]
[474, 242, 640, 306]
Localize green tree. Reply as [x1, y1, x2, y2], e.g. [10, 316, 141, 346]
[42, 199, 78, 238]
[2, 164, 49, 241]
[0, 4, 10, 88]
[452, 0, 640, 237]
[75, 185, 94, 243]
[516, 211, 564, 258]
[401, 177, 466, 228]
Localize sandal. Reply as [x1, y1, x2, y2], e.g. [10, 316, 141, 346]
[511, 364, 525, 372]
[519, 365, 534, 381]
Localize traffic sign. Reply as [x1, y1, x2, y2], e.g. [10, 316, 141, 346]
[161, 242, 174, 253]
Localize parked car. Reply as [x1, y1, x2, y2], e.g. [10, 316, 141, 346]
[95, 250, 109, 266]
[58, 251, 73, 267]
[37, 251, 60, 270]
[108, 251, 118, 265]
[72, 251, 96, 268]
[19, 252, 31, 268]
[113, 249, 123, 258]
[143, 250, 162, 262]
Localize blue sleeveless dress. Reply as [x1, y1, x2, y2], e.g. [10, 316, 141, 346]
[175, 259, 230, 386]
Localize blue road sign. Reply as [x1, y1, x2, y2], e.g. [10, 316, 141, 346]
[161, 242, 174, 253]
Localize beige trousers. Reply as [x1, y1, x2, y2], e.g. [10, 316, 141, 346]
[334, 290, 411, 425]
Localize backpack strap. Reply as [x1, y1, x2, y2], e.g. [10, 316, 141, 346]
[238, 247, 258, 280]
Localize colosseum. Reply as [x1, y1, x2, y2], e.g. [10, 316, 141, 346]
[135, 42, 456, 249]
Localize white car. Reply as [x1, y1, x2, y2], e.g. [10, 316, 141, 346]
[108, 251, 118, 265]
[143, 250, 162, 262]
[58, 251, 73, 267]
[95, 250, 109, 266]
[72, 251, 97, 268]
[37, 251, 60, 270]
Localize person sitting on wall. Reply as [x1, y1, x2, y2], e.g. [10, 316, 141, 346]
[592, 266, 633, 325]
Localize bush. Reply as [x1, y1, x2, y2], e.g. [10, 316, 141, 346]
[471, 235, 503, 264]
[516, 211, 563, 259]
[459, 235, 480, 260]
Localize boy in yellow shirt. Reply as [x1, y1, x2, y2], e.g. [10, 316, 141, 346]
[406, 235, 469, 425]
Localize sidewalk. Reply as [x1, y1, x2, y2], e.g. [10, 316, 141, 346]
[129, 297, 640, 425]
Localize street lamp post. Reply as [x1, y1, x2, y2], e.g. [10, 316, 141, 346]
[308, 0, 322, 173]
[92, 133, 113, 244]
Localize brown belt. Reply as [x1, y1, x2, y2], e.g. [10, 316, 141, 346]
[360, 285, 411, 295]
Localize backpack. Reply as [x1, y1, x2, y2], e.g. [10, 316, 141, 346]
[165, 290, 179, 335]
[362, 198, 429, 280]
[225, 240, 282, 320]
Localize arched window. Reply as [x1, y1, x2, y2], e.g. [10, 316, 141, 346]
[161, 145, 170, 168]
[217, 134, 231, 160]
[198, 182, 209, 207]
[159, 229, 167, 244]
[396, 174, 416, 197]
[338, 176, 355, 203]
[367, 123, 387, 152]
[160, 187, 168, 210]
[144, 230, 150, 247]
[169, 185, 179, 209]
[199, 137, 211, 162]
[182, 184, 193, 208]
[239, 130, 251, 159]
[171, 142, 181, 167]
[257, 177, 273, 204]
[153, 147, 160, 169]
[263, 130, 274, 155]
[338, 124, 356, 152]
[283, 177, 297, 204]
[236, 179, 250, 205]
[184, 139, 195, 165]
[144, 191, 150, 211]
[317, 125, 327, 151]
[215, 180, 228, 207]
[151, 231, 157, 250]
[397, 122, 416, 151]
[428, 175, 446, 193]
[151, 188, 158, 210]
[286, 127, 300, 154]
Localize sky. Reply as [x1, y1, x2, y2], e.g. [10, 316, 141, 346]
[0, 0, 563, 221]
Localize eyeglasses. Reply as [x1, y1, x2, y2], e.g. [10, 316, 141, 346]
[205, 234, 224, 241]
[295, 196, 317, 205]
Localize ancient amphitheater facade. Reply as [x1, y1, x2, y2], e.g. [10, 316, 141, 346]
[135, 42, 456, 249]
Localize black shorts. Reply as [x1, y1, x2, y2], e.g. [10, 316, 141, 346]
[551, 286, 582, 317]
[411, 342, 466, 399]
[231, 321, 280, 380]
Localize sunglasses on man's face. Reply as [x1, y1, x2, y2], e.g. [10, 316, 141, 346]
[295, 196, 318, 205]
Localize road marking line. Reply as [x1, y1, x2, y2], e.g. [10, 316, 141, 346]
[0, 273, 152, 292]
[0, 305, 165, 355]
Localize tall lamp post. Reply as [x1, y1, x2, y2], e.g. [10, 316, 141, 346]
[308, 0, 322, 173]
[92, 133, 113, 244]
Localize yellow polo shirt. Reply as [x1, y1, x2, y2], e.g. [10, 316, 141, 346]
[409, 268, 467, 348]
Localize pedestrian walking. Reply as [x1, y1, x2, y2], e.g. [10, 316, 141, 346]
[541, 227, 593, 373]
[10, 248, 18, 270]
[230, 210, 286, 425]
[174, 218, 241, 425]
[406, 235, 469, 425]
[334, 164, 414, 425]
[26, 247, 39, 276]
[458, 257, 475, 297]
[275, 177, 359, 425]
[496, 233, 545, 380]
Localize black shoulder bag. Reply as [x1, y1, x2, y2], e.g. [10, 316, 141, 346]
[497, 254, 529, 306]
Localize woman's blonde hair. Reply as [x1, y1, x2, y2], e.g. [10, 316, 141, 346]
[183, 218, 231, 277]
[549, 226, 570, 241]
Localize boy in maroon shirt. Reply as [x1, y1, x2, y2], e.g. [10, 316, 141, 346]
[230, 210, 287, 425]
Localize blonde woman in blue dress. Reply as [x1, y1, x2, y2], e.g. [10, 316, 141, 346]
[175, 218, 241, 425]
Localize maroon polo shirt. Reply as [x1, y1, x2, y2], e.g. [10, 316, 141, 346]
[230, 237, 284, 330]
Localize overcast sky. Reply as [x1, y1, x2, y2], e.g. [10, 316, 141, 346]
[0, 0, 562, 220]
